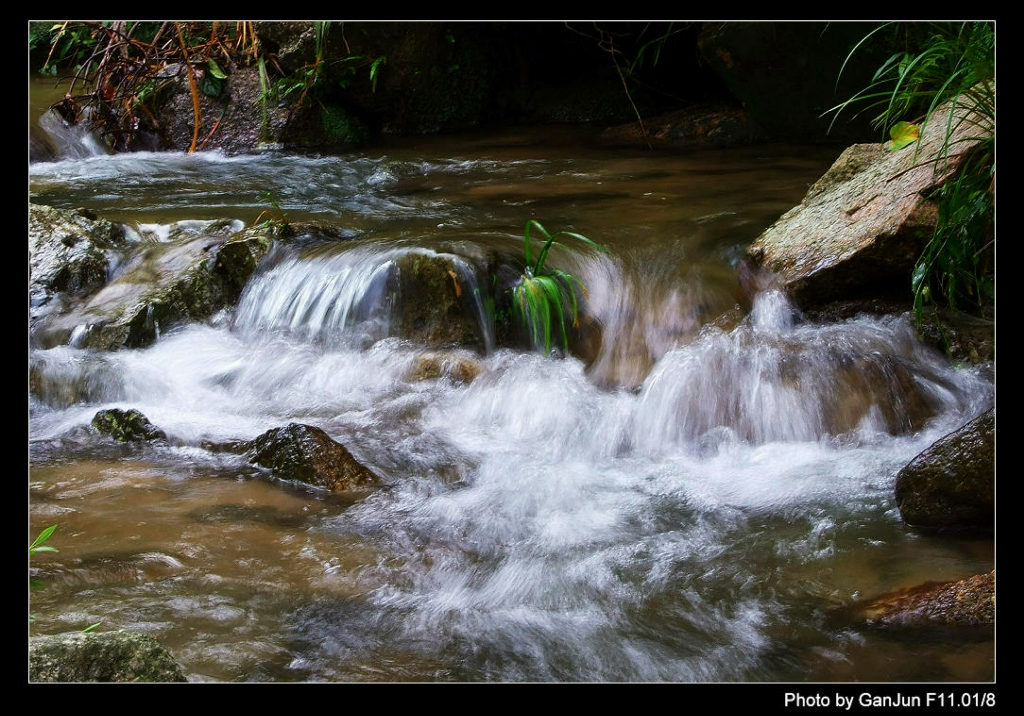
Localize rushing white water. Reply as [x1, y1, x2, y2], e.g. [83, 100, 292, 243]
[35, 108, 111, 159]
[28, 139, 994, 682]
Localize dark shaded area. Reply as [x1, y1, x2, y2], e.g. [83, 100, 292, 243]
[31, 21, 900, 153]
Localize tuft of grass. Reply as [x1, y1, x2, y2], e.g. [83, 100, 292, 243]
[824, 22, 994, 321]
[510, 220, 606, 357]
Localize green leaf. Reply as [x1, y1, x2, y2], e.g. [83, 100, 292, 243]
[81, 622, 102, 633]
[207, 57, 228, 79]
[889, 121, 920, 151]
[30, 525, 57, 550]
[199, 73, 225, 98]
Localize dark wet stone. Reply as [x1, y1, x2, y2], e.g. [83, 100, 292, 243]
[29, 630, 188, 682]
[91, 408, 167, 443]
[391, 251, 483, 348]
[895, 408, 994, 531]
[245, 423, 381, 492]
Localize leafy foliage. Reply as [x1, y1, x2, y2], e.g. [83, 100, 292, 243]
[825, 22, 994, 320]
[510, 220, 606, 356]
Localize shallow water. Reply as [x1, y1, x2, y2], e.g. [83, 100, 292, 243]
[28, 106, 994, 682]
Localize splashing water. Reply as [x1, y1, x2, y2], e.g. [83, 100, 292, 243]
[28, 135, 994, 682]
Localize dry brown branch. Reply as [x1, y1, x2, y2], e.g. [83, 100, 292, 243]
[175, 22, 202, 153]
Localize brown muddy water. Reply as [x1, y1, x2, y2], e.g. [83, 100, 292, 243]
[29, 84, 994, 682]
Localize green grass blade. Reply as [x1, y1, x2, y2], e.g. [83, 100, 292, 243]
[30, 525, 57, 550]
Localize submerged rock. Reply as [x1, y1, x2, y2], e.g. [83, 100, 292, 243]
[852, 571, 994, 630]
[245, 423, 381, 492]
[32, 220, 285, 351]
[895, 408, 994, 531]
[29, 630, 188, 682]
[746, 95, 990, 309]
[405, 351, 483, 384]
[29, 203, 128, 315]
[91, 408, 167, 442]
[599, 103, 764, 149]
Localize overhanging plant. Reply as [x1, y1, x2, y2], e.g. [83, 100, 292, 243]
[824, 21, 994, 321]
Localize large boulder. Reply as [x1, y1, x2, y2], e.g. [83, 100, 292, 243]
[31, 219, 285, 350]
[745, 94, 990, 309]
[245, 423, 381, 492]
[29, 630, 188, 682]
[895, 408, 994, 531]
[851, 571, 994, 630]
[29, 204, 128, 317]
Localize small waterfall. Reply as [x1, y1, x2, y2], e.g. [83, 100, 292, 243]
[234, 245, 400, 348]
[35, 108, 111, 160]
[233, 244, 495, 351]
[629, 291, 988, 451]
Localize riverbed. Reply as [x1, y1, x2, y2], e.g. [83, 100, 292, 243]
[28, 104, 994, 682]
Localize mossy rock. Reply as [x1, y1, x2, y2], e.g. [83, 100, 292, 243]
[29, 630, 188, 682]
[29, 203, 127, 311]
[92, 408, 167, 442]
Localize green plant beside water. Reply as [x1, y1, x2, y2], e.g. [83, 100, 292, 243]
[825, 21, 994, 322]
[30, 524, 101, 632]
[511, 220, 606, 357]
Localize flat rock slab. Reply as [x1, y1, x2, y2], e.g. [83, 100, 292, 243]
[747, 96, 989, 308]
[852, 571, 994, 630]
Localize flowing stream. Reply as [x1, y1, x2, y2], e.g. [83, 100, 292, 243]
[29, 99, 995, 682]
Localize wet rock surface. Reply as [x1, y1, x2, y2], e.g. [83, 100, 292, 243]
[391, 251, 485, 348]
[31, 219, 285, 351]
[91, 408, 167, 442]
[895, 408, 994, 531]
[29, 630, 188, 682]
[245, 423, 381, 492]
[851, 571, 994, 630]
[405, 351, 483, 384]
[30, 203, 128, 316]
